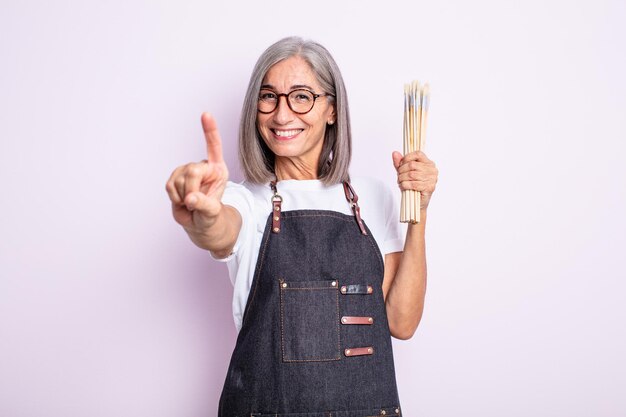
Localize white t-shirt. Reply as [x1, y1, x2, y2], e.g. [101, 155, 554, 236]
[214, 177, 405, 331]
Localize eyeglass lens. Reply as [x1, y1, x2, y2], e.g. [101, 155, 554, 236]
[258, 89, 316, 114]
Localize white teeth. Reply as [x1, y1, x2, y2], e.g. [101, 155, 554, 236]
[274, 129, 302, 137]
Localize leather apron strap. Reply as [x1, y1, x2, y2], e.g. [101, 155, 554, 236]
[270, 180, 367, 235]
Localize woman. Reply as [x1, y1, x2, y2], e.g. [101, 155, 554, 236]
[166, 36, 438, 417]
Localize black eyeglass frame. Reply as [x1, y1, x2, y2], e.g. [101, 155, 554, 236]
[257, 88, 335, 115]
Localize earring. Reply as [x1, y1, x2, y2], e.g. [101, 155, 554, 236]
[328, 120, 335, 125]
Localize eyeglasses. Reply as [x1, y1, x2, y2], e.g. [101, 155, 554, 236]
[257, 88, 335, 115]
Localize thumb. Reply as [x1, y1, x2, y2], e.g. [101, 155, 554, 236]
[392, 151, 403, 170]
[184, 191, 221, 217]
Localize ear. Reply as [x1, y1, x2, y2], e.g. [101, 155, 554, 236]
[327, 104, 337, 125]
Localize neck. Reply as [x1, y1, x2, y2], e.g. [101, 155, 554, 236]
[274, 156, 318, 181]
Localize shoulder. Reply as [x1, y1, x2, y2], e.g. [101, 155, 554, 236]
[224, 180, 264, 195]
[351, 176, 395, 201]
[222, 181, 269, 214]
[349, 176, 404, 253]
[350, 176, 399, 221]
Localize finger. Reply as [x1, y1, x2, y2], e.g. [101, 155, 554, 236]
[402, 150, 432, 163]
[183, 161, 211, 198]
[398, 179, 434, 194]
[201, 112, 225, 164]
[392, 151, 403, 170]
[397, 169, 424, 182]
[185, 191, 222, 219]
[397, 160, 428, 175]
[171, 202, 192, 226]
[165, 181, 184, 205]
[165, 166, 186, 204]
[398, 180, 420, 192]
[398, 170, 438, 187]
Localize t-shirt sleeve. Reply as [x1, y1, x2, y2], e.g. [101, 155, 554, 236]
[382, 183, 405, 254]
[208, 181, 255, 263]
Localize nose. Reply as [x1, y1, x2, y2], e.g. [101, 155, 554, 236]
[273, 95, 295, 124]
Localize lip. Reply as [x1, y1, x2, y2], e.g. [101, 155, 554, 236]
[271, 128, 304, 141]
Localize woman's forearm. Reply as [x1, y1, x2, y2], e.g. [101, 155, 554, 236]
[385, 210, 428, 340]
[185, 204, 242, 258]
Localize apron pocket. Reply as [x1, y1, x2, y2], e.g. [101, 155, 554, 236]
[279, 279, 341, 362]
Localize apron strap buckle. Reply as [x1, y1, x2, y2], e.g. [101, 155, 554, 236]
[342, 182, 368, 235]
[270, 181, 282, 233]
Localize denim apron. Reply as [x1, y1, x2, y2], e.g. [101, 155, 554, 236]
[218, 182, 402, 417]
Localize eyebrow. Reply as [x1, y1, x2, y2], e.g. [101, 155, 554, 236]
[260, 84, 314, 91]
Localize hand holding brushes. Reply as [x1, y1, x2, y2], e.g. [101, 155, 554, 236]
[400, 81, 430, 224]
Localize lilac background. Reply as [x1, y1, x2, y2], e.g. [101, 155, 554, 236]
[1, 1, 625, 416]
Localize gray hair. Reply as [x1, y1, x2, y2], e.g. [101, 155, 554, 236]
[238, 36, 352, 184]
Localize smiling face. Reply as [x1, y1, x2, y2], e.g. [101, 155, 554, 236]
[256, 56, 335, 179]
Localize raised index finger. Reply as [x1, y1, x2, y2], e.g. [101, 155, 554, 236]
[201, 112, 224, 164]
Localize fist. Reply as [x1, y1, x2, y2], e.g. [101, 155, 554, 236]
[392, 150, 438, 211]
